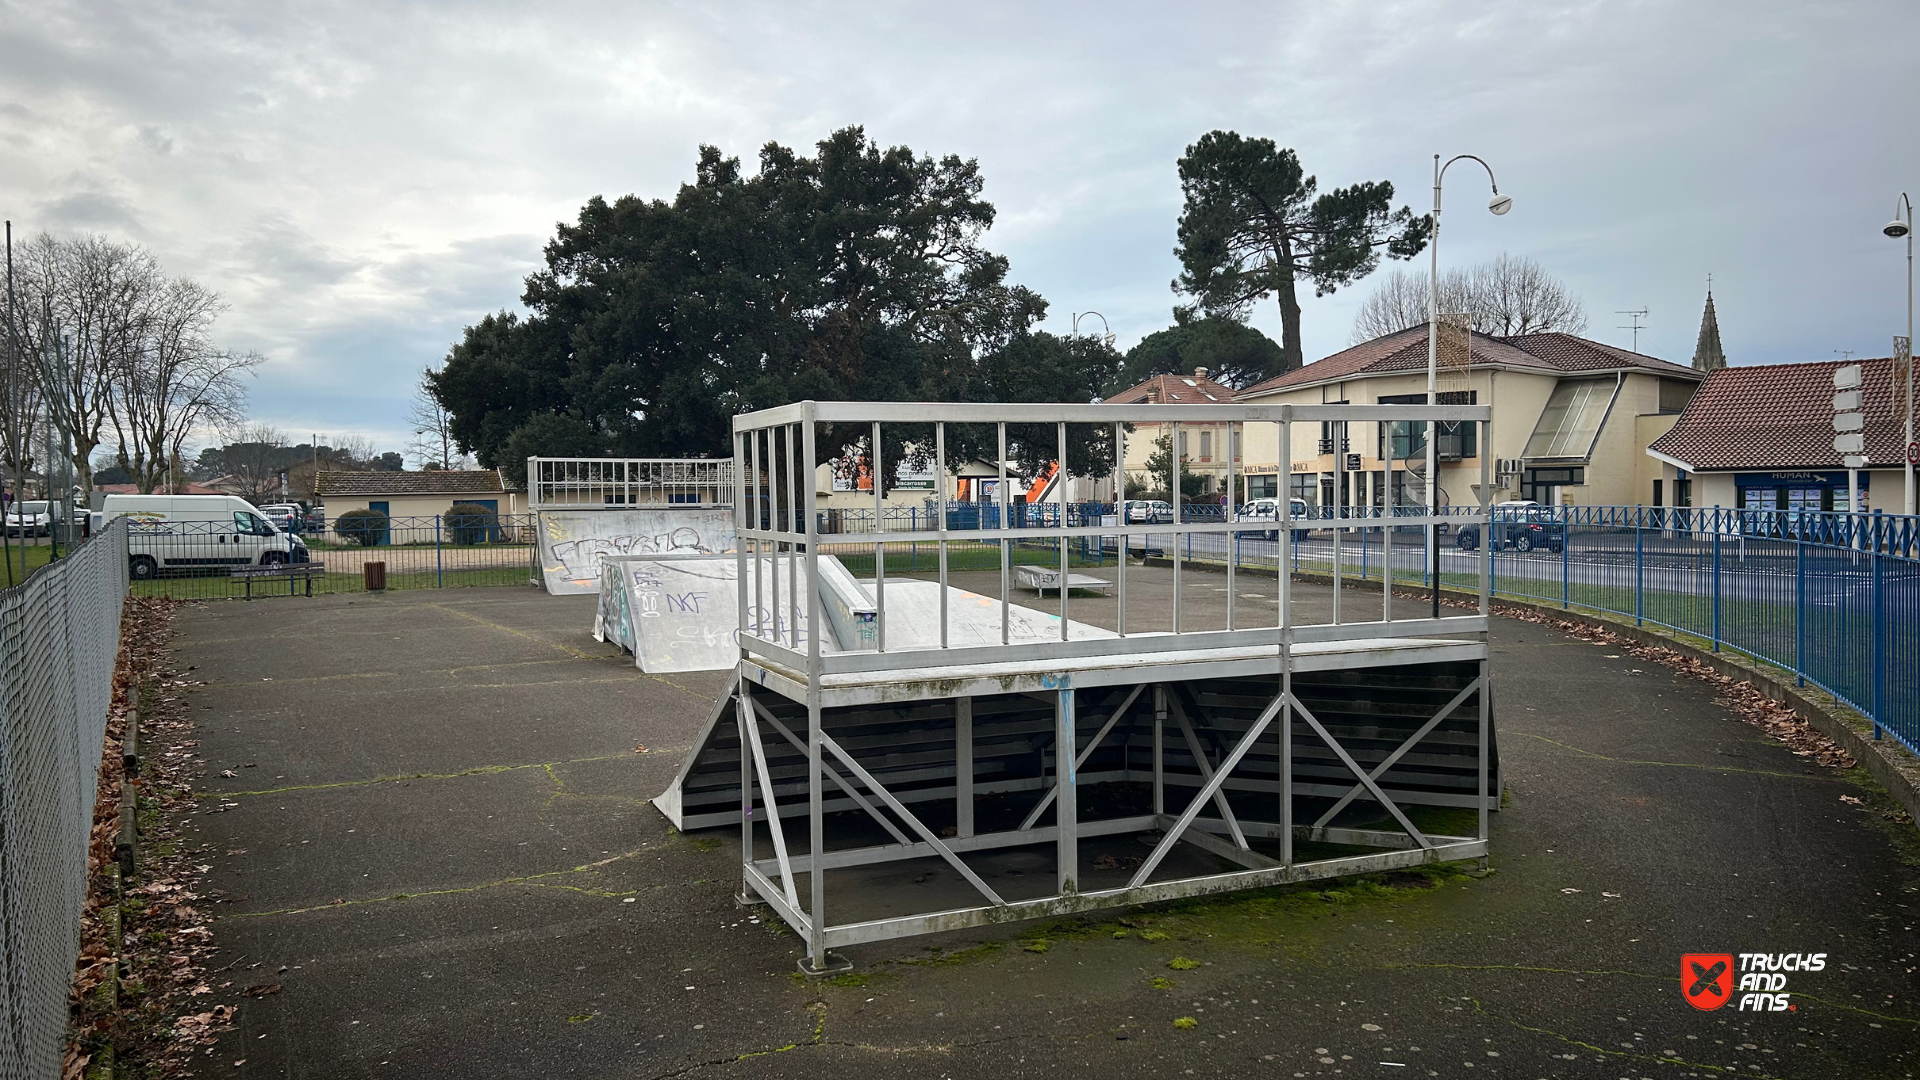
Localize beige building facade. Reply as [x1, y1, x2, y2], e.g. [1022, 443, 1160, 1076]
[1233, 326, 1704, 512]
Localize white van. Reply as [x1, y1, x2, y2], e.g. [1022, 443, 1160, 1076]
[102, 495, 310, 580]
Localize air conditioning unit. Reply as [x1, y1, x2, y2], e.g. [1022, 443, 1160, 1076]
[1496, 458, 1524, 478]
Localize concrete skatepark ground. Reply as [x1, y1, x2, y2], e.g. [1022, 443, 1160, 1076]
[171, 567, 1918, 1079]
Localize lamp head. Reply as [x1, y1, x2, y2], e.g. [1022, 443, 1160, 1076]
[1488, 192, 1513, 216]
[1886, 218, 1912, 239]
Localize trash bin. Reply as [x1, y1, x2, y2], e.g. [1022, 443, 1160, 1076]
[364, 561, 387, 591]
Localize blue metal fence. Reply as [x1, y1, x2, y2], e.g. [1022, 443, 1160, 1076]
[723, 498, 1920, 755]
[1472, 505, 1918, 759]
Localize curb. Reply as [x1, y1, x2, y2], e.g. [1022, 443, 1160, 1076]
[1137, 555, 1920, 829]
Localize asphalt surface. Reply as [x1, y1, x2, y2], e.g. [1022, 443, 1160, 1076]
[172, 571, 1920, 1079]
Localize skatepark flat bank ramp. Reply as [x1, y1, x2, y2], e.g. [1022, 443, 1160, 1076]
[593, 556, 1114, 674]
[536, 508, 735, 594]
[594, 554, 878, 673]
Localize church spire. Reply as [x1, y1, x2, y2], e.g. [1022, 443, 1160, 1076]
[1692, 278, 1727, 371]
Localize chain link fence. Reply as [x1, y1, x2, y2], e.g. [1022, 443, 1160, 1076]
[0, 517, 127, 1080]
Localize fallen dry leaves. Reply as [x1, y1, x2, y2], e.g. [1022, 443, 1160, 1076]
[1476, 600, 1860, 769]
[65, 597, 236, 1080]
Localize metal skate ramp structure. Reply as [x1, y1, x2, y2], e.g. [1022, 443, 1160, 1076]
[529, 457, 737, 595]
[660, 399, 1499, 972]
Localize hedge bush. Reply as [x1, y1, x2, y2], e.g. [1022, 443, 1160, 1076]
[446, 502, 500, 545]
[334, 507, 389, 547]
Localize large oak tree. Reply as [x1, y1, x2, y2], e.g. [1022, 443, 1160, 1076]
[433, 128, 1119, 485]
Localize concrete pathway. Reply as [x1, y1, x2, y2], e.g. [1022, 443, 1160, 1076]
[175, 580, 1919, 1079]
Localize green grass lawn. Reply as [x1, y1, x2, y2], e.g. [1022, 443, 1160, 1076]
[0, 541, 56, 584]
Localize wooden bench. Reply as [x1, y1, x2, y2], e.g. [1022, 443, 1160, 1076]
[1014, 566, 1113, 595]
[230, 561, 326, 597]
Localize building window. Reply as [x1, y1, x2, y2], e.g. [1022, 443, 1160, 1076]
[1652, 479, 1663, 507]
[1178, 430, 1188, 457]
[1659, 378, 1695, 414]
[1248, 475, 1277, 499]
[1230, 428, 1241, 460]
[1200, 431, 1213, 460]
[1289, 473, 1315, 506]
[1378, 391, 1477, 460]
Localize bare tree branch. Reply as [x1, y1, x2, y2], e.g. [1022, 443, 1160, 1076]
[1350, 254, 1588, 343]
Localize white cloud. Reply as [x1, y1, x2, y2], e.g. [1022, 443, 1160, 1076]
[1, 0, 1913, 451]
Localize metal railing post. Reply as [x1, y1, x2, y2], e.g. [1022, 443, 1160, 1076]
[1634, 517, 1643, 627]
[1872, 529, 1886, 740]
[1561, 510, 1570, 609]
[1795, 536, 1806, 688]
[1711, 516, 1721, 651]
[435, 515, 443, 588]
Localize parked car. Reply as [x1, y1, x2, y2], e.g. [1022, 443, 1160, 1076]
[257, 503, 306, 533]
[1454, 500, 1564, 553]
[103, 494, 310, 580]
[5, 500, 52, 537]
[1123, 499, 1175, 524]
[1234, 497, 1313, 541]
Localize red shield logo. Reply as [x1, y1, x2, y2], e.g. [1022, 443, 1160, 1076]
[1683, 954, 1734, 1010]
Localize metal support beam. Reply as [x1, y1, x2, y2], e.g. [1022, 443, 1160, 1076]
[1056, 688, 1077, 894]
[1310, 676, 1482, 829]
[1019, 683, 1147, 830]
[1167, 691, 1251, 851]
[1127, 692, 1285, 888]
[739, 688, 800, 910]
[751, 698, 910, 845]
[1291, 697, 1433, 850]
[956, 696, 974, 838]
[818, 731, 1007, 906]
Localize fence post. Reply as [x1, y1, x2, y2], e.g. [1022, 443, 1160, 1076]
[1634, 517, 1644, 627]
[1711, 513, 1721, 651]
[1561, 511, 1570, 609]
[1795, 536, 1806, 688]
[436, 515, 444, 588]
[1873, 520, 1885, 740]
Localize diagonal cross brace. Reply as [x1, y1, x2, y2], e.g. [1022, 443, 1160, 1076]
[750, 698, 911, 845]
[1168, 690, 1251, 851]
[739, 696, 801, 910]
[1292, 697, 1433, 850]
[1127, 692, 1285, 889]
[1311, 677, 1482, 830]
[818, 731, 1007, 907]
[1019, 683, 1148, 831]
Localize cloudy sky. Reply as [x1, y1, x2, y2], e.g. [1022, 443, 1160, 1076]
[2, 1, 1913, 458]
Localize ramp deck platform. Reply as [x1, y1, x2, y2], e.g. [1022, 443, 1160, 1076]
[657, 398, 1499, 972]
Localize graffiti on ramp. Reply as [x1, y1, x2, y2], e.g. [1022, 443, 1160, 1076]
[537, 508, 737, 594]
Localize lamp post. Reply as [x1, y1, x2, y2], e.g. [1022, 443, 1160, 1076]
[1885, 194, 1914, 517]
[1426, 154, 1511, 616]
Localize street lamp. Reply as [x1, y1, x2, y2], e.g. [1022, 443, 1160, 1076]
[1426, 154, 1510, 616]
[1886, 193, 1914, 517]
[1070, 311, 1114, 349]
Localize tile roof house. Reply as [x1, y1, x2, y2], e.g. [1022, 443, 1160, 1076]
[1104, 368, 1240, 405]
[1234, 325, 1708, 509]
[1647, 357, 1914, 513]
[1238, 326, 1702, 398]
[314, 469, 526, 521]
[1106, 368, 1247, 498]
